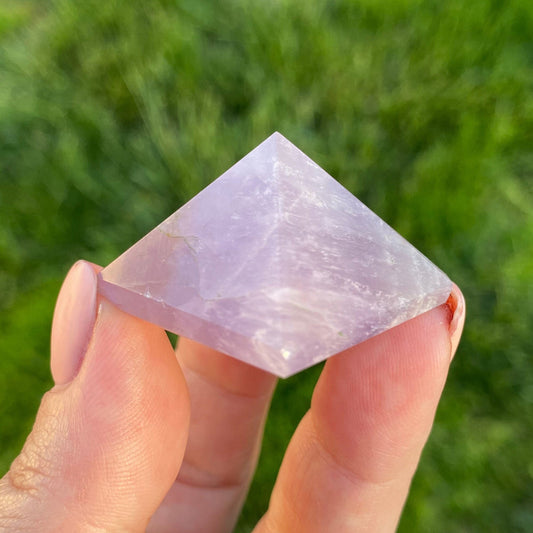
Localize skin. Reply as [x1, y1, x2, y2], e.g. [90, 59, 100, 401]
[0, 262, 465, 532]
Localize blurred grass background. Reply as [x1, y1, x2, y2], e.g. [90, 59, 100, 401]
[0, 0, 532, 531]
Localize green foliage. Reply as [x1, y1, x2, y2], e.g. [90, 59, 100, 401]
[1, 0, 532, 530]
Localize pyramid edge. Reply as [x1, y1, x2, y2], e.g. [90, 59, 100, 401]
[97, 274, 296, 378]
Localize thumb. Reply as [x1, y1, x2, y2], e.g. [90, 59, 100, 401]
[0, 261, 190, 532]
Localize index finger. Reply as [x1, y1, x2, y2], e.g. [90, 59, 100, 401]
[254, 285, 465, 533]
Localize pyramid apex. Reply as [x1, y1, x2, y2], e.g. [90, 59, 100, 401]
[263, 131, 292, 150]
[258, 131, 286, 152]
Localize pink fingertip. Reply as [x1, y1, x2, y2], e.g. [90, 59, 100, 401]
[50, 260, 98, 385]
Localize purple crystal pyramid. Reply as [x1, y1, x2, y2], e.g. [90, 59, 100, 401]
[99, 132, 451, 377]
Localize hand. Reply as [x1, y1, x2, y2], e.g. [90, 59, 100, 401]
[0, 260, 465, 532]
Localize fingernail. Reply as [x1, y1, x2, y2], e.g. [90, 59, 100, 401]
[51, 260, 98, 385]
[446, 283, 466, 360]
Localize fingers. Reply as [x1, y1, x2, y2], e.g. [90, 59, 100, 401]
[254, 286, 466, 533]
[148, 339, 277, 533]
[0, 261, 190, 532]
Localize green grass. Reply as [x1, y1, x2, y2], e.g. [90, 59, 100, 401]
[1, 0, 532, 531]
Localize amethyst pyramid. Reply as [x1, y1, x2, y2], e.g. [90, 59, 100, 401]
[99, 132, 451, 377]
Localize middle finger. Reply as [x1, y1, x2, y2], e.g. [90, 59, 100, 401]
[148, 338, 277, 533]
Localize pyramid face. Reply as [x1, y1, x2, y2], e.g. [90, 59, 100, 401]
[99, 132, 451, 377]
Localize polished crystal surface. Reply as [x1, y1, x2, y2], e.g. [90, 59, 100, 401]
[98, 132, 451, 377]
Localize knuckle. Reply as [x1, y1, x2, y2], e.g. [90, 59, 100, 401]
[0, 391, 75, 531]
[5, 390, 66, 495]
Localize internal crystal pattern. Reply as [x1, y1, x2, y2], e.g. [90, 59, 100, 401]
[99, 132, 452, 377]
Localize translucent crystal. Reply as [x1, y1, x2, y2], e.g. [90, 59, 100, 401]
[98, 132, 451, 377]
